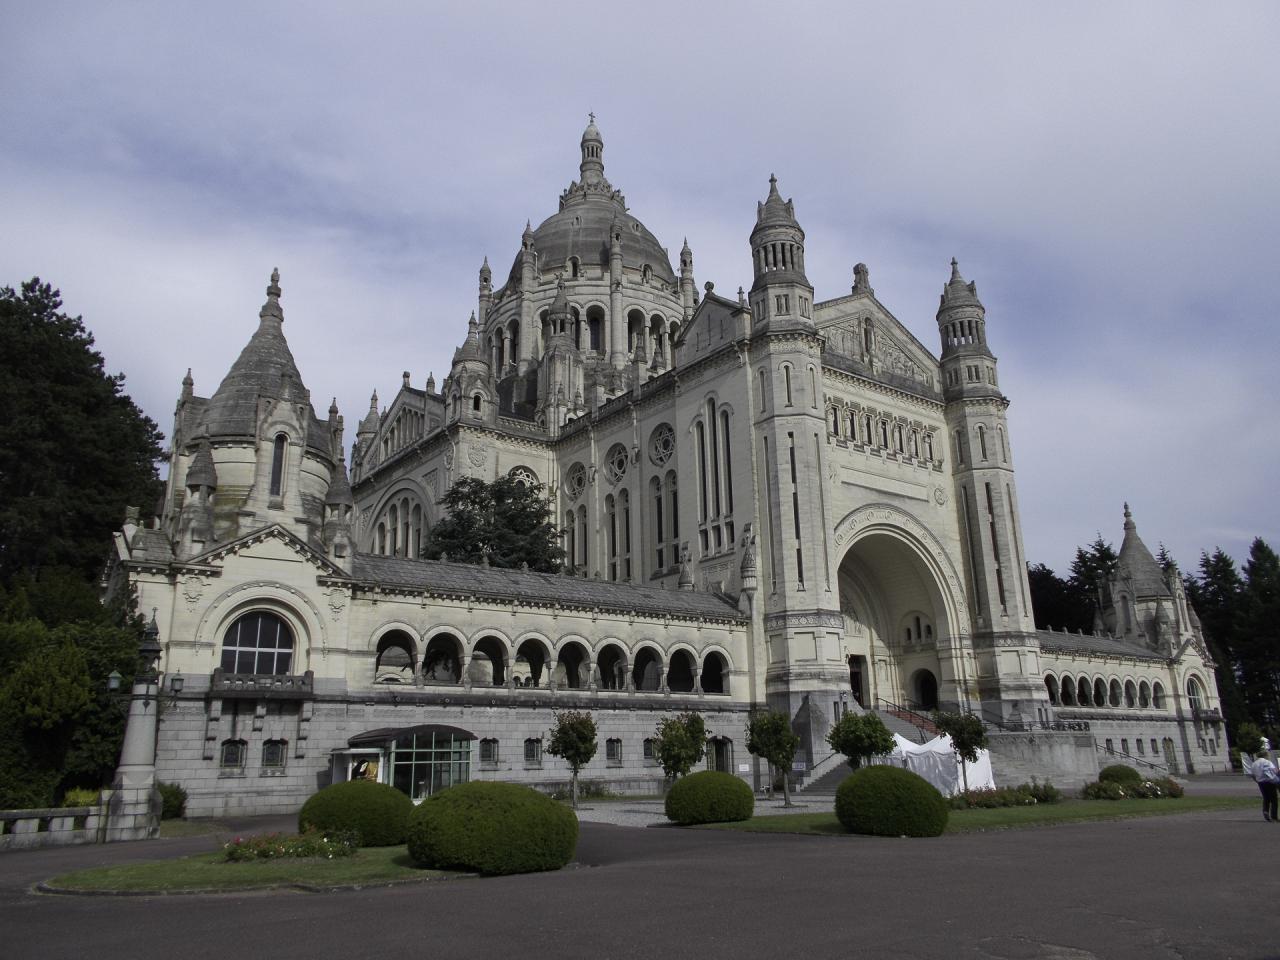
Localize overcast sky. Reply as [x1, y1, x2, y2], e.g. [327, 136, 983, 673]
[3, 1, 1277, 576]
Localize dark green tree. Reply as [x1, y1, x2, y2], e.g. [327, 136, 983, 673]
[654, 712, 706, 781]
[1239, 539, 1280, 726]
[1026, 562, 1092, 632]
[1187, 547, 1247, 740]
[423, 475, 565, 571]
[826, 712, 895, 770]
[546, 710, 598, 809]
[0, 279, 164, 586]
[932, 710, 988, 793]
[746, 710, 800, 806]
[1068, 536, 1119, 624]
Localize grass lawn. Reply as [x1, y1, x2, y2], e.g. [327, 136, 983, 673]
[46, 845, 450, 893]
[700, 795, 1254, 836]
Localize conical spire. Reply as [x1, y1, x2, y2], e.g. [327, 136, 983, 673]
[260, 267, 283, 323]
[756, 173, 798, 227]
[324, 457, 354, 507]
[185, 440, 217, 490]
[1117, 503, 1170, 597]
[479, 256, 492, 285]
[940, 257, 983, 310]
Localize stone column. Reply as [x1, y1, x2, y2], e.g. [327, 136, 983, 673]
[104, 678, 161, 842]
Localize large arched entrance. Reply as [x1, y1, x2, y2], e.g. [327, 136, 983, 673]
[836, 518, 965, 713]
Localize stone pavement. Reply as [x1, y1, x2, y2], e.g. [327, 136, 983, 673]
[0, 796, 1274, 960]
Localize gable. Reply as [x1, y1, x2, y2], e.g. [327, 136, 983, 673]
[189, 524, 345, 579]
[816, 293, 940, 393]
[675, 292, 744, 366]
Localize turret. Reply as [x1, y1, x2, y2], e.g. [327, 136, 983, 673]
[518, 222, 537, 375]
[176, 440, 217, 558]
[478, 256, 492, 326]
[679, 238, 696, 321]
[748, 175, 814, 330]
[937, 258, 999, 401]
[352, 390, 379, 482]
[579, 112, 604, 187]
[448, 312, 494, 425]
[323, 456, 355, 571]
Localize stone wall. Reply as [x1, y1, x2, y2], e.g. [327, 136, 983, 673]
[0, 805, 105, 852]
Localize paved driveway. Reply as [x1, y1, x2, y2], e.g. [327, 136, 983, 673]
[0, 804, 1270, 960]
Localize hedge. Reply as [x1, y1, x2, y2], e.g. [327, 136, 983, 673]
[1098, 764, 1143, 785]
[835, 765, 949, 837]
[406, 781, 578, 876]
[664, 771, 754, 825]
[297, 780, 413, 847]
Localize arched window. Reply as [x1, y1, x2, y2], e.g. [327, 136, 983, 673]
[998, 426, 1008, 463]
[953, 428, 965, 465]
[472, 394, 482, 413]
[221, 611, 295, 675]
[269, 434, 287, 497]
[606, 494, 618, 581]
[375, 631, 416, 683]
[758, 368, 767, 411]
[809, 367, 818, 408]
[977, 425, 989, 461]
[577, 504, 588, 569]
[862, 414, 872, 444]
[620, 488, 632, 579]
[1186, 676, 1204, 710]
[783, 366, 793, 406]
[696, 420, 709, 524]
[1045, 675, 1060, 705]
[1152, 682, 1165, 709]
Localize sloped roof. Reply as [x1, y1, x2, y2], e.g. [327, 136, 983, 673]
[350, 554, 745, 622]
[1116, 504, 1171, 598]
[1036, 629, 1163, 661]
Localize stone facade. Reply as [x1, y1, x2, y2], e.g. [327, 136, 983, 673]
[106, 119, 1226, 817]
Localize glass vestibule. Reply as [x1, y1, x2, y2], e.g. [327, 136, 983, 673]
[343, 725, 475, 802]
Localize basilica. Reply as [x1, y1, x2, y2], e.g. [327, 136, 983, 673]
[107, 119, 1227, 816]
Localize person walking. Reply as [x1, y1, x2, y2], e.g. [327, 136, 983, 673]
[1250, 752, 1279, 822]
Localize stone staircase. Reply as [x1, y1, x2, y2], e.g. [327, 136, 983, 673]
[795, 709, 936, 794]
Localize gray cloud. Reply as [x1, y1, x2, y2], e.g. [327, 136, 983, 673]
[3, 0, 1276, 574]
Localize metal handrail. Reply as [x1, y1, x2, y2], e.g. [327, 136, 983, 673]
[875, 698, 938, 740]
[1095, 742, 1169, 774]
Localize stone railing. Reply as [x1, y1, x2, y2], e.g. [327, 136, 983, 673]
[0, 802, 106, 851]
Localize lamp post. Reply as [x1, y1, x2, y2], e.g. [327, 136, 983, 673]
[105, 609, 164, 842]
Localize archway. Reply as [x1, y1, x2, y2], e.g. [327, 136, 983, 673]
[632, 647, 662, 691]
[910, 668, 939, 710]
[837, 523, 959, 711]
[514, 639, 549, 688]
[667, 649, 695, 693]
[596, 643, 628, 690]
[701, 651, 728, 695]
[470, 636, 507, 687]
[555, 640, 591, 689]
[375, 631, 416, 683]
[422, 634, 462, 683]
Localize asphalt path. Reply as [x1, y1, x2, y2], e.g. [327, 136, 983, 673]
[0, 801, 1274, 960]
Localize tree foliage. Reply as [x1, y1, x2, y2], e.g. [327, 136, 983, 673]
[423, 475, 565, 572]
[0, 279, 164, 586]
[932, 710, 989, 793]
[746, 710, 800, 806]
[546, 710, 598, 808]
[826, 711, 895, 770]
[654, 712, 706, 780]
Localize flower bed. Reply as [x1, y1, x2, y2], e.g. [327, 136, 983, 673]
[223, 829, 358, 862]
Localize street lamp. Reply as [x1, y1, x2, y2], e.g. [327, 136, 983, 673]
[107, 670, 123, 693]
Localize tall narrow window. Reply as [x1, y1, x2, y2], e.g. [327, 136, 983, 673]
[758, 368, 767, 411]
[720, 410, 734, 519]
[707, 400, 721, 519]
[606, 495, 618, 581]
[620, 489, 632, 580]
[783, 367, 793, 406]
[977, 425, 989, 461]
[696, 421, 709, 524]
[999, 426, 1008, 463]
[269, 434, 287, 497]
[985, 483, 1006, 609]
[667, 470, 679, 541]
[809, 367, 818, 408]
[652, 477, 664, 571]
[577, 505, 588, 569]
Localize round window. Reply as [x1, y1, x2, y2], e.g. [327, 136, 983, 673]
[604, 444, 629, 483]
[508, 465, 538, 491]
[649, 423, 675, 465]
[565, 462, 587, 500]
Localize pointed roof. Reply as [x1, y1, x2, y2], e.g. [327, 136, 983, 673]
[201, 270, 330, 457]
[1116, 503, 1171, 597]
[185, 441, 218, 489]
[938, 257, 984, 313]
[755, 173, 801, 229]
[325, 458, 354, 507]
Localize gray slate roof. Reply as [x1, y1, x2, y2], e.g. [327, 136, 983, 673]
[201, 313, 331, 459]
[1036, 629, 1164, 661]
[350, 554, 745, 622]
[1116, 506, 1170, 598]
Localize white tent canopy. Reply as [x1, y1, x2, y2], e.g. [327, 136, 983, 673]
[871, 733, 996, 796]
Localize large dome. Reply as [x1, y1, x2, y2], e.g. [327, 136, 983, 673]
[508, 199, 676, 289]
[505, 118, 676, 289]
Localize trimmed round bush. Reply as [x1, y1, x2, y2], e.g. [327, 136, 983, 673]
[407, 781, 577, 876]
[835, 766, 948, 837]
[664, 771, 754, 825]
[1098, 764, 1142, 785]
[298, 780, 413, 847]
